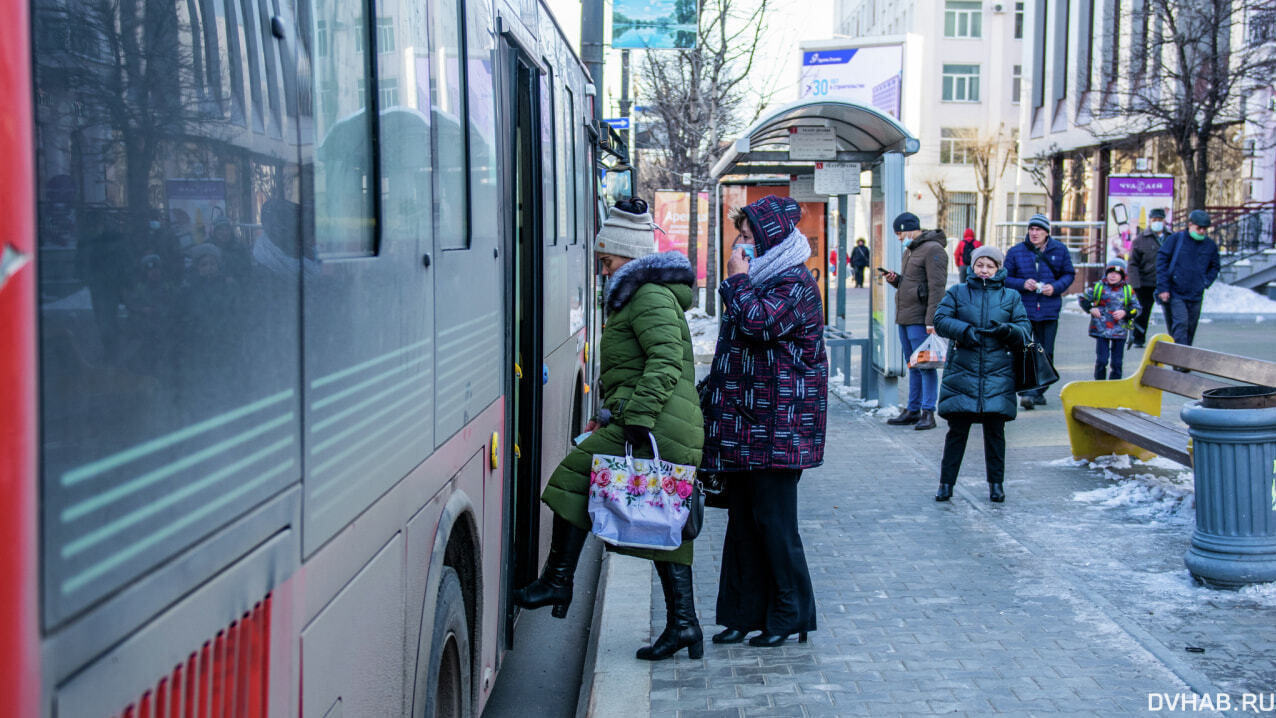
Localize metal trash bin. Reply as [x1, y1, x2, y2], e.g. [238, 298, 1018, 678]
[1182, 385, 1276, 588]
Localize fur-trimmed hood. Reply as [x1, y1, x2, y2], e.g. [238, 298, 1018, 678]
[604, 251, 695, 312]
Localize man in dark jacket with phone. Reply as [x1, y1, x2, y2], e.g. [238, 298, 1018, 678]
[883, 212, 949, 430]
[1003, 213, 1075, 410]
[1156, 209, 1220, 348]
[1126, 208, 1168, 347]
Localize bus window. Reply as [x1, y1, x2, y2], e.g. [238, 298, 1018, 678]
[431, 0, 468, 249]
[542, 70, 557, 246]
[31, 0, 303, 625]
[464, 0, 499, 249]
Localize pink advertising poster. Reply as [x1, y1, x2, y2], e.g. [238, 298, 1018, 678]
[653, 190, 709, 284]
[1106, 176, 1174, 261]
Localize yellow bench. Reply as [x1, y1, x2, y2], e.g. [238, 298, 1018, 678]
[1060, 333, 1276, 466]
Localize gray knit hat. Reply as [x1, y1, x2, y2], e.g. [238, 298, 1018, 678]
[969, 245, 1004, 267]
[595, 204, 657, 259]
[1027, 213, 1051, 232]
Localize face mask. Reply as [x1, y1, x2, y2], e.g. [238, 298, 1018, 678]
[1189, 230, 1206, 241]
[1150, 221, 1164, 233]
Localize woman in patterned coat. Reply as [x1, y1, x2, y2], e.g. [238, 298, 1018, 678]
[702, 194, 828, 648]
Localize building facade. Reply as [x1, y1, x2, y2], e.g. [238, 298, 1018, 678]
[833, 0, 1048, 246]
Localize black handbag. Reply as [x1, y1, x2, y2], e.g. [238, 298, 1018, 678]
[700, 471, 729, 509]
[1013, 341, 1060, 393]
[682, 479, 705, 540]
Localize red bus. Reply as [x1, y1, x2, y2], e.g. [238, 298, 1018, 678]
[2, 0, 614, 714]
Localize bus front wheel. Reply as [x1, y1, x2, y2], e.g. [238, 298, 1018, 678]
[424, 567, 472, 718]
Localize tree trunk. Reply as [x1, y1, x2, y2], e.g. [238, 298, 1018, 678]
[1190, 136, 1210, 209]
[978, 192, 992, 244]
[687, 187, 700, 309]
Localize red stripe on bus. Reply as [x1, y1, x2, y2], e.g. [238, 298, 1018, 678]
[0, 0, 38, 714]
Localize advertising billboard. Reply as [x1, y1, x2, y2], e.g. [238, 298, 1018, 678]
[799, 43, 904, 119]
[612, 0, 697, 49]
[654, 190, 709, 284]
[1105, 175, 1174, 261]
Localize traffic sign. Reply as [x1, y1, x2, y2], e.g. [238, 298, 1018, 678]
[603, 117, 631, 130]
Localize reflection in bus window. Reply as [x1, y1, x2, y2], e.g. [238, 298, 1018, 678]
[311, 0, 376, 257]
[433, 0, 468, 249]
[542, 70, 557, 246]
[465, 0, 498, 247]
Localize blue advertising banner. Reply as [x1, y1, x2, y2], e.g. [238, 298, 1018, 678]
[612, 0, 698, 49]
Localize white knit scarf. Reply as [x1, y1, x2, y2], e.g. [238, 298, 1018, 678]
[748, 227, 812, 286]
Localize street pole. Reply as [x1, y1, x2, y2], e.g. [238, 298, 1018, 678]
[581, 0, 604, 123]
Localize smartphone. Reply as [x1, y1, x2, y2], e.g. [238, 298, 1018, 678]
[876, 267, 889, 274]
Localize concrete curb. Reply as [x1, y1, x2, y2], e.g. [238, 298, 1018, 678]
[575, 553, 652, 718]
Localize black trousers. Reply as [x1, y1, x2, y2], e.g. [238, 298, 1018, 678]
[939, 415, 1006, 485]
[1166, 297, 1203, 346]
[853, 265, 867, 288]
[1132, 286, 1157, 344]
[716, 469, 817, 635]
[1019, 319, 1059, 399]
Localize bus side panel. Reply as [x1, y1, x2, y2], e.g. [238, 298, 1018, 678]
[0, 0, 38, 712]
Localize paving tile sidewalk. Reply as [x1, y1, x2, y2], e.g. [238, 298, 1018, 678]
[610, 392, 1275, 717]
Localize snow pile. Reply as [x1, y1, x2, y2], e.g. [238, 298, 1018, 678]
[1071, 454, 1195, 521]
[1142, 570, 1276, 608]
[1202, 282, 1276, 314]
[684, 308, 719, 360]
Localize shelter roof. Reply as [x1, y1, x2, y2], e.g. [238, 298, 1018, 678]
[710, 99, 919, 179]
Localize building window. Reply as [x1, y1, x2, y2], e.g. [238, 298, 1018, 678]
[1015, 1, 1025, 38]
[316, 19, 329, 57]
[940, 128, 976, 164]
[945, 1, 983, 37]
[378, 77, 398, 108]
[942, 64, 981, 102]
[1012, 64, 1022, 104]
[376, 18, 395, 53]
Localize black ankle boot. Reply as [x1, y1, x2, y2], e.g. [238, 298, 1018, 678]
[637, 562, 703, 660]
[887, 409, 921, 425]
[914, 410, 937, 431]
[989, 483, 1005, 502]
[935, 484, 953, 501]
[513, 515, 588, 618]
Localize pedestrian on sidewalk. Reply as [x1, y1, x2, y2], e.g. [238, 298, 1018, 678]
[516, 198, 707, 661]
[883, 212, 949, 430]
[932, 247, 1032, 503]
[954, 228, 980, 284]
[702, 194, 826, 648]
[1156, 209, 1220, 349]
[851, 237, 870, 288]
[1126, 208, 1168, 347]
[1003, 213, 1075, 410]
[1079, 259, 1141, 380]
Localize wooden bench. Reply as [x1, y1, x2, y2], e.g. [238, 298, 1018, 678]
[1060, 333, 1276, 467]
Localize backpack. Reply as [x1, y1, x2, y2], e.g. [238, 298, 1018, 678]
[1091, 283, 1134, 318]
[961, 239, 979, 267]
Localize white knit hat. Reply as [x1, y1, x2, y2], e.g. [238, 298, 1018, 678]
[595, 205, 657, 259]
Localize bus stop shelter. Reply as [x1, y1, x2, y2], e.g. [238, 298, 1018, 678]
[710, 99, 919, 404]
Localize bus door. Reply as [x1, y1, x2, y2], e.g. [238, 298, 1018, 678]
[500, 42, 546, 646]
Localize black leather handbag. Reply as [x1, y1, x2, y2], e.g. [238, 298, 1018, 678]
[1013, 341, 1060, 393]
[682, 480, 705, 541]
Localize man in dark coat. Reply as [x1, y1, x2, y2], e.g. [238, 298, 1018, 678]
[1003, 213, 1075, 410]
[1126, 208, 1168, 347]
[1156, 209, 1221, 348]
[850, 238, 870, 288]
[883, 212, 949, 430]
[704, 195, 827, 648]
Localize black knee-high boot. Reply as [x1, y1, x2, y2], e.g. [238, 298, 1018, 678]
[637, 562, 703, 660]
[513, 514, 588, 618]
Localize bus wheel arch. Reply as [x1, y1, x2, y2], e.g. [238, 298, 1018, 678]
[414, 490, 481, 718]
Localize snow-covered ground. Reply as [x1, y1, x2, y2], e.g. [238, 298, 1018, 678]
[1063, 454, 1196, 522]
[684, 307, 718, 359]
[1201, 281, 1276, 313]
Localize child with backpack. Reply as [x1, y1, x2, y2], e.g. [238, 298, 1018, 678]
[1079, 259, 1141, 380]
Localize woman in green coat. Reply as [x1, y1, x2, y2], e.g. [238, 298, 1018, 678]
[931, 246, 1032, 503]
[514, 198, 706, 660]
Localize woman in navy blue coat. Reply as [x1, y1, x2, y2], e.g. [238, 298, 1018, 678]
[932, 247, 1032, 502]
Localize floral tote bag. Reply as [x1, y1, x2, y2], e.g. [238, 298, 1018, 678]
[587, 435, 698, 550]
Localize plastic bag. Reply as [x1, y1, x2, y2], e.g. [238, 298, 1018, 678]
[908, 334, 948, 369]
[587, 435, 698, 550]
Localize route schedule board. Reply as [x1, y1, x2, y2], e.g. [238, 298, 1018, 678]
[799, 44, 903, 120]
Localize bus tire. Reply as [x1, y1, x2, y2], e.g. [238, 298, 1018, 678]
[424, 567, 473, 718]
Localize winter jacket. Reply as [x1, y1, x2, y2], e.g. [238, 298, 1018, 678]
[1003, 237, 1076, 321]
[932, 269, 1033, 420]
[541, 251, 703, 565]
[887, 229, 949, 326]
[1078, 281, 1142, 340]
[1155, 230, 1221, 300]
[701, 266, 828, 472]
[850, 244, 870, 268]
[1126, 228, 1165, 289]
[954, 237, 981, 267]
